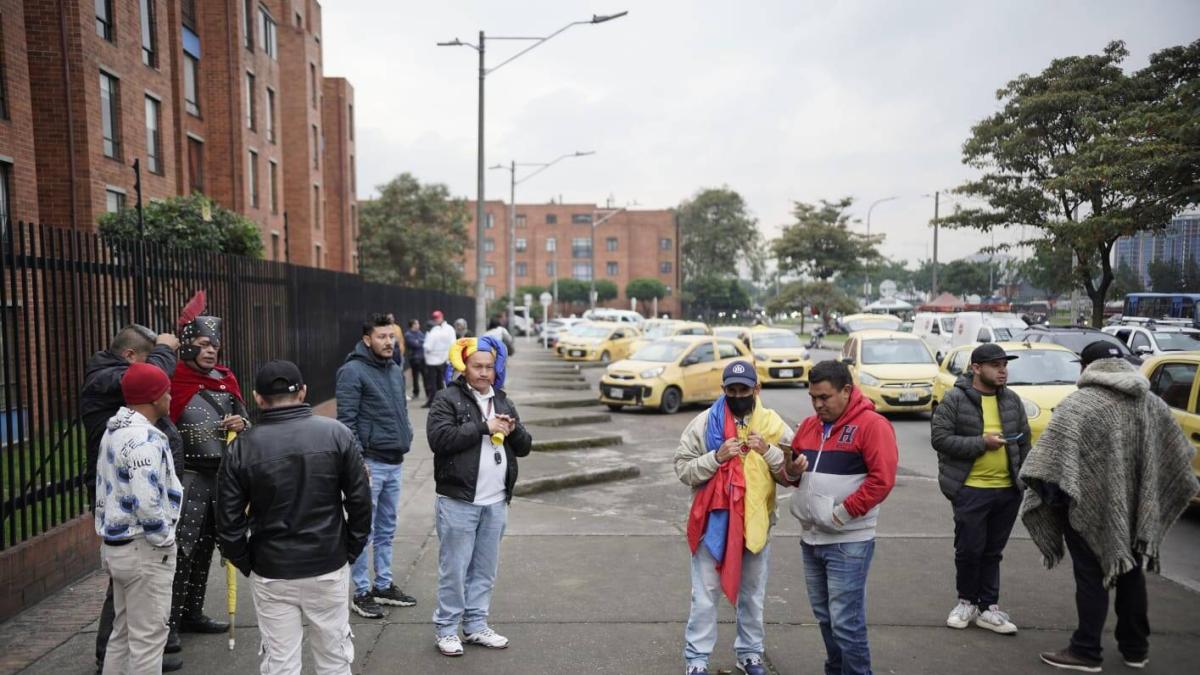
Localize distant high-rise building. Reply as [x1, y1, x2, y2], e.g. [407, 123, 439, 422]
[1114, 214, 1200, 288]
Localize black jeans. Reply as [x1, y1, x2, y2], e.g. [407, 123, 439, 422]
[1063, 524, 1150, 663]
[423, 363, 446, 403]
[952, 485, 1021, 607]
[95, 578, 115, 664]
[409, 359, 425, 398]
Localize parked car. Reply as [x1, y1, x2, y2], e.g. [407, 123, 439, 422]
[542, 317, 586, 348]
[555, 321, 641, 363]
[841, 330, 938, 414]
[949, 312, 1029, 349]
[1140, 352, 1200, 505]
[836, 313, 903, 334]
[913, 312, 958, 362]
[583, 308, 646, 327]
[1018, 325, 1143, 366]
[598, 335, 750, 413]
[713, 326, 752, 347]
[933, 342, 1080, 444]
[627, 320, 711, 354]
[1102, 322, 1200, 357]
[746, 327, 812, 386]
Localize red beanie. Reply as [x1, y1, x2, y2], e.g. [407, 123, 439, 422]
[121, 363, 171, 405]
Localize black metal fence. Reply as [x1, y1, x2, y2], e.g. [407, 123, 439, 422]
[0, 222, 472, 549]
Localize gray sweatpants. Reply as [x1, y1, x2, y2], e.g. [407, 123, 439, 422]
[250, 564, 355, 675]
[101, 540, 176, 675]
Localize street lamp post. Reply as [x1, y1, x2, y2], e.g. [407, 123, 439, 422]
[438, 11, 627, 332]
[863, 196, 898, 302]
[490, 151, 594, 333]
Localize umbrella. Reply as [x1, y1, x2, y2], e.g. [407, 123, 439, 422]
[225, 428, 239, 650]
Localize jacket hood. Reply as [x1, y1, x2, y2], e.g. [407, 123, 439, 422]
[953, 373, 1008, 399]
[825, 386, 876, 429]
[346, 340, 392, 369]
[86, 350, 128, 380]
[106, 407, 153, 432]
[1078, 357, 1149, 398]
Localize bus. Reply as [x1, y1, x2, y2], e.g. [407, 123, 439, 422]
[1122, 293, 1200, 326]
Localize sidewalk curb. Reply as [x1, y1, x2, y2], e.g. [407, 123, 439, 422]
[523, 412, 612, 427]
[540, 382, 592, 391]
[532, 434, 624, 451]
[522, 396, 599, 409]
[513, 464, 641, 496]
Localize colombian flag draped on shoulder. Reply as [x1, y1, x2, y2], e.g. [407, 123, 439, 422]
[686, 395, 787, 603]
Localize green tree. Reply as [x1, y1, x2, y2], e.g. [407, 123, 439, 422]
[765, 280, 858, 323]
[1108, 262, 1144, 298]
[945, 40, 1195, 326]
[555, 278, 590, 305]
[97, 194, 264, 257]
[593, 279, 618, 303]
[358, 173, 470, 292]
[683, 274, 752, 318]
[1148, 259, 1183, 292]
[937, 259, 993, 297]
[677, 187, 763, 282]
[1183, 257, 1200, 291]
[772, 198, 882, 281]
[625, 277, 668, 301]
[517, 284, 547, 302]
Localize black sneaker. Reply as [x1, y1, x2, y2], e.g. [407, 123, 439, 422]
[351, 592, 385, 619]
[373, 584, 417, 607]
[1039, 648, 1102, 672]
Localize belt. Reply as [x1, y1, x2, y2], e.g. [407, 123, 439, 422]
[104, 539, 133, 547]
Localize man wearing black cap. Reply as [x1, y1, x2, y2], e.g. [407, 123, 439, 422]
[931, 343, 1032, 636]
[216, 360, 372, 675]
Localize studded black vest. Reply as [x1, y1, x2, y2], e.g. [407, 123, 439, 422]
[177, 388, 236, 471]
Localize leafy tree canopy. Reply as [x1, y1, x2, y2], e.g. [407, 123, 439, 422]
[772, 197, 882, 281]
[98, 194, 264, 257]
[677, 187, 764, 282]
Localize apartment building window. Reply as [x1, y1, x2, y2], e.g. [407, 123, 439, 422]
[245, 72, 256, 130]
[105, 188, 126, 213]
[485, 287, 496, 300]
[546, 262, 557, 277]
[181, 0, 196, 30]
[482, 264, 495, 277]
[572, 263, 592, 281]
[314, 243, 323, 268]
[545, 214, 557, 225]
[183, 54, 200, 115]
[269, 160, 278, 214]
[484, 213, 494, 229]
[311, 125, 319, 168]
[295, 11, 302, 27]
[546, 237, 556, 252]
[266, 88, 276, 142]
[260, 7, 277, 59]
[660, 237, 672, 250]
[0, 18, 11, 120]
[350, 156, 355, 192]
[607, 262, 619, 276]
[310, 63, 317, 108]
[348, 104, 355, 140]
[515, 238, 527, 252]
[482, 238, 495, 252]
[248, 150, 259, 208]
[572, 213, 592, 224]
[606, 237, 618, 252]
[100, 72, 121, 159]
[660, 261, 673, 274]
[145, 96, 162, 174]
[515, 214, 526, 227]
[571, 237, 591, 259]
[187, 137, 204, 192]
[96, 0, 115, 41]
[243, 0, 254, 49]
[271, 232, 280, 261]
[516, 262, 527, 277]
[0, 161, 11, 236]
[313, 184, 321, 229]
[140, 0, 158, 67]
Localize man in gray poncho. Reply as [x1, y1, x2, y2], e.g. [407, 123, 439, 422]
[1020, 341, 1198, 672]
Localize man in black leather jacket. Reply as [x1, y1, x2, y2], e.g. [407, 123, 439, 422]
[216, 360, 371, 674]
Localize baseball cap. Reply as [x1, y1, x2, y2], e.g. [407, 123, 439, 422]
[255, 359, 304, 395]
[970, 343, 1019, 364]
[431, 310, 444, 321]
[1080, 340, 1124, 368]
[722, 360, 758, 388]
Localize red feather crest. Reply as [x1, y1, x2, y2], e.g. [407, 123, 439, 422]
[177, 290, 207, 328]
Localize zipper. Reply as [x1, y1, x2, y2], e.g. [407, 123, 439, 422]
[810, 424, 831, 474]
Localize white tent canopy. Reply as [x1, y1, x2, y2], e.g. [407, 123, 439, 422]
[864, 297, 913, 312]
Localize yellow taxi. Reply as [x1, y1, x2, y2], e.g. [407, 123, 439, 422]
[746, 327, 812, 385]
[932, 342, 1080, 444]
[599, 335, 751, 413]
[841, 330, 938, 413]
[555, 321, 641, 363]
[713, 326, 752, 347]
[838, 313, 903, 333]
[1141, 352, 1200, 504]
[627, 320, 711, 354]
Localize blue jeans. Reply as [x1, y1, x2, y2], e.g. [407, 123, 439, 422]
[683, 544, 770, 668]
[802, 540, 875, 675]
[352, 458, 404, 595]
[432, 496, 508, 637]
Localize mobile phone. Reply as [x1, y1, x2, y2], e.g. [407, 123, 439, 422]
[1004, 433, 1024, 442]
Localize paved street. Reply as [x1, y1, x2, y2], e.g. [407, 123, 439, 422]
[6, 344, 1200, 674]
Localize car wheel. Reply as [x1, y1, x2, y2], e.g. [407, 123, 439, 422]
[600, 351, 611, 363]
[606, 403, 624, 412]
[660, 386, 682, 414]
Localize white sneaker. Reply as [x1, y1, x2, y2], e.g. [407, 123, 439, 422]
[946, 599, 979, 629]
[436, 634, 464, 657]
[1124, 656, 1149, 669]
[464, 626, 510, 649]
[975, 605, 1018, 635]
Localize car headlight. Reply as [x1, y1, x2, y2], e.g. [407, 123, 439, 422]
[859, 372, 881, 386]
[640, 366, 666, 378]
[754, 353, 769, 361]
[802, 349, 810, 360]
[1022, 398, 1042, 419]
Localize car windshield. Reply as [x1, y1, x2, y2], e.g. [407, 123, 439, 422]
[754, 332, 803, 348]
[991, 327, 1022, 341]
[1042, 332, 1130, 355]
[575, 325, 613, 338]
[845, 316, 902, 332]
[714, 328, 742, 337]
[631, 341, 688, 362]
[1005, 350, 1082, 385]
[861, 339, 934, 365]
[1154, 331, 1200, 351]
[939, 318, 956, 332]
[643, 323, 677, 339]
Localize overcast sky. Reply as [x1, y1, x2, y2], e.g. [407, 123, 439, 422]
[322, 0, 1199, 267]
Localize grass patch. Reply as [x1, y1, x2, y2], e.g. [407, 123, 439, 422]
[2, 421, 90, 547]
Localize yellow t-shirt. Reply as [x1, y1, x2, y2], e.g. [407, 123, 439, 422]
[964, 394, 1013, 488]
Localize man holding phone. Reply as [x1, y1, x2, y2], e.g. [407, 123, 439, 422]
[931, 343, 1032, 635]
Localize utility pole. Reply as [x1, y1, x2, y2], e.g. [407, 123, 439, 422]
[507, 160, 516, 332]
[474, 30, 486, 333]
[932, 191, 940, 297]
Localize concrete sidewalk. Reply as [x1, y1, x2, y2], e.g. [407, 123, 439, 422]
[5, 344, 1200, 674]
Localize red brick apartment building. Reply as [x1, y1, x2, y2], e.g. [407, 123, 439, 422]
[463, 201, 682, 318]
[4, 0, 356, 270]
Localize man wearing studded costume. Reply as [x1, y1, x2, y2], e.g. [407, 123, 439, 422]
[166, 295, 249, 651]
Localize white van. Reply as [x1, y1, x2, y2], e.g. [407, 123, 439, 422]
[913, 313, 958, 362]
[583, 308, 645, 326]
[950, 312, 1030, 348]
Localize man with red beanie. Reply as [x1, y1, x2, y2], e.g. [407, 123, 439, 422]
[95, 363, 183, 675]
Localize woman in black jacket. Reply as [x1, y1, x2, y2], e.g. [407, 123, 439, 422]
[426, 337, 531, 657]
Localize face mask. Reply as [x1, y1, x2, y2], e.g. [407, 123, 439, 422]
[727, 395, 756, 418]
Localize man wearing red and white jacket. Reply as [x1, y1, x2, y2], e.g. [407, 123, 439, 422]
[784, 360, 898, 675]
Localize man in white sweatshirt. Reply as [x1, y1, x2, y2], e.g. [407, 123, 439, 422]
[421, 310, 458, 408]
[95, 363, 183, 675]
